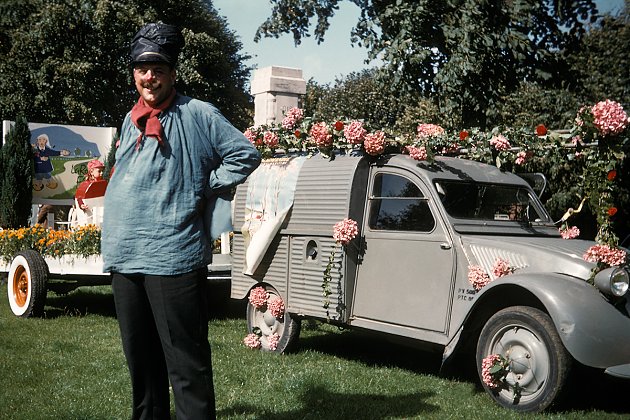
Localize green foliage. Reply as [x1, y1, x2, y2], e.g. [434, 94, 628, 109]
[0, 0, 253, 130]
[257, 0, 600, 128]
[0, 116, 33, 228]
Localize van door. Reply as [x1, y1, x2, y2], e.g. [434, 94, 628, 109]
[352, 168, 455, 333]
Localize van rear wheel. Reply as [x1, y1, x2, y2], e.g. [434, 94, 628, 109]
[246, 284, 300, 353]
[7, 250, 48, 317]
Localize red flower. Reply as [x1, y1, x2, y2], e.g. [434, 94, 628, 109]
[334, 121, 344, 131]
[607, 170, 617, 181]
[608, 207, 618, 216]
[294, 129, 301, 138]
[535, 124, 547, 136]
[459, 130, 469, 141]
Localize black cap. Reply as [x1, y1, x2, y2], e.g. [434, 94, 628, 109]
[130, 23, 184, 67]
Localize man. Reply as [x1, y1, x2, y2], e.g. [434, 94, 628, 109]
[101, 23, 260, 419]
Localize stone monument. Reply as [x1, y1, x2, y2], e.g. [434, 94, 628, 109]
[251, 66, 306, 127]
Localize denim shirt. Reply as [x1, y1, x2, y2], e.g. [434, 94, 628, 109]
[101, 94, 260, 275]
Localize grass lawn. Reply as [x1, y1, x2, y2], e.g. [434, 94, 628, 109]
[0, 282, 628, 419]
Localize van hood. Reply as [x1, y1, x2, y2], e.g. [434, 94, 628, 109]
[460, 235, 600, 281]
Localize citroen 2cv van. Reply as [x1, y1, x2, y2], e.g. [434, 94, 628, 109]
[230, 152, 630, 412]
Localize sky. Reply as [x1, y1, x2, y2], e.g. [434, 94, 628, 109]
[213, 0, 625, 86]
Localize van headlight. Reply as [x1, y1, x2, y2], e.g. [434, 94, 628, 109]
[594, 267, 629, 297]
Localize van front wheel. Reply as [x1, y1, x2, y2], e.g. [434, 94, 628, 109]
[246, 284, 301, 353]
[476, 306, 571, 412]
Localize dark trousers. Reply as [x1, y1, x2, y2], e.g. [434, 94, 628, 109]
[112, 268, 216, 420]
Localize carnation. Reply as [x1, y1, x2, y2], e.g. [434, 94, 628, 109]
[481, 354, 505, 389]
[492, 258, 513, 278]
[344, 121, 367, 145]
[417, 123, 445, 138]
[244, 128, 258, 145]
[535, 124, 547, 136]
[309, 122, 333, 148]
[559, 225, 580, 240]
[514, 151, 527, 165]
[405, 145, 428, 161]
[583, 244, 627, 267]
[468, 265, 490, 291]
[591, 99, 628, 136]
[333, 218, 359, 245]
[363, 131, 386, 156]
[263, 131, 279, 148]
[489, 134, 510, 151]
[281, 107, 304, 130]
[267, 296, 285, 318]
[248, 286, 269, 308]
[243, 333, 261, 349]
[267, 333, 281, 351]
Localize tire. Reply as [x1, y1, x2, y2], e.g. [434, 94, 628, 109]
[246, 285, 301, 353]
[7, 250, 49, 318]
[476, 306, 571, 412]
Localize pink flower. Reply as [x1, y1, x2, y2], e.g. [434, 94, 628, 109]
[344, 120, 367, 145]
[309, 122, 333, 148]
[263, 131, 279, 147]
[267, 333, 280, 351]
[489, 134, 510, 151]
[244, 128, 261, 146]
[248, 286, 268, 308]
[559, 225, 580, 239]
[417, 123, 445, 138]
[514, 151, 527, 165]
[281, 107, 304, 130]
[481, 354, 505, 389]
[583, 244, 627, 266]
[468, 265, 490, 290]
[267, 296, 285, 318]
[243, 333, 261, 349]
[333, 218, 359, 245]
[591, 99, 628, 136]
[571, 135, 583, 145]
[363, 131, 386, 156]
[405, 145, 428, 161]
[492, 258, 513, 277]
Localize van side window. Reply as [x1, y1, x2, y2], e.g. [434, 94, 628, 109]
[368, 173, 435, 232]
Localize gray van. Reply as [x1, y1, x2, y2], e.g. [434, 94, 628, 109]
[231, 153, 630, 412]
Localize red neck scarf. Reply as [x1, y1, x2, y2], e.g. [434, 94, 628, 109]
[130, 89, 177, 150]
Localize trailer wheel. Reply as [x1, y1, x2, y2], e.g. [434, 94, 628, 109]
[7, 250, 48, 318]
[247, 285, 301, 353]
[476, 306, 571, 412]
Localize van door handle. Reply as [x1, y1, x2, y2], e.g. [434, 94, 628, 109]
[440, 242, 452, 250]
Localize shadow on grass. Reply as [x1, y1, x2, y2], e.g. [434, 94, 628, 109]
[44, 286, 117, 318]
[219, 382, 438, 420]
[294, 323, 630, 416]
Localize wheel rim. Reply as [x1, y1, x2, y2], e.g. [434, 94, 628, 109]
[488, 323, 550, 402]
[12, 265, 29, 308]
[250, 289, 285, 349]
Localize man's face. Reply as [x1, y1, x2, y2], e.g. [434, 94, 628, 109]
[133, 62, 176, 107]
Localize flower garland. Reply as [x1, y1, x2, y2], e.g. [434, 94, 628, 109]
[322, 218, 359, 315]
[243, 286, 286, 351]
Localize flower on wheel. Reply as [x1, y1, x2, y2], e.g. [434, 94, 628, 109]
[267, 296, 285, 318]
[267, 333, 281, 351]
[243, 333, 261, 350]
[248, 286, 269, 309]
[481, 353, 509, 389]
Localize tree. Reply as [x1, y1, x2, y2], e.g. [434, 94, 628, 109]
[256, 0, 599, 129]
[0, 0, 253, 130]
[0, 116, 33, 228]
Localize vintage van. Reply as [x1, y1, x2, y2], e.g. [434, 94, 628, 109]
[230, 152, 630, 412]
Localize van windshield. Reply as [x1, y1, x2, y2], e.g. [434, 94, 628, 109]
[434, 180, 551, 223]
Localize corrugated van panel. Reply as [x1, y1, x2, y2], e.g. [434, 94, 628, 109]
[288, 236, 346, 321]
[231, 233, 289, 299]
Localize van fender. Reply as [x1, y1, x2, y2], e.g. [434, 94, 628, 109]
[474, 273, 630, 369]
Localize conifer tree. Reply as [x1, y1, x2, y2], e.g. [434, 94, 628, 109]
[0, 116, 33, 228]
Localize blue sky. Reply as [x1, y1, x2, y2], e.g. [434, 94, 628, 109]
[213, 0, 624, 86]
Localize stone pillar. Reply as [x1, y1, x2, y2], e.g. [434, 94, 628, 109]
[251, 66, 306, 127]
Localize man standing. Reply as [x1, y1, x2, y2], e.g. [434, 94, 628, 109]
[102, 23, 260, 419]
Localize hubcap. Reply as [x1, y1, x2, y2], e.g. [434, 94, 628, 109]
[12, 266, 28, 307]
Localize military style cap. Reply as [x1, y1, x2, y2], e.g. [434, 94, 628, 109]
[130, 23, 184, 67]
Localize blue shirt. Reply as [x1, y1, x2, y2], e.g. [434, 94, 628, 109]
[101, 94, 260, 275]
